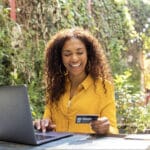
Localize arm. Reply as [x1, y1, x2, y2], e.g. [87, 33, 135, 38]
[91, 81, 118, 134]
[33, 100, 56, 132]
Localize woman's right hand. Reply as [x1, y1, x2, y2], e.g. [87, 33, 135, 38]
[33, 118, 56, 132]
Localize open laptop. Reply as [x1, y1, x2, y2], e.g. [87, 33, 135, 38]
[0, 85, 73, 145]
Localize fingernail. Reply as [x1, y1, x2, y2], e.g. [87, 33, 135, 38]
[45, 122, 48, 127]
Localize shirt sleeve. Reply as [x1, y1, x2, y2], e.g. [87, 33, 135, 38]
[43, 100, 52, 119]
[144, 72, 150, 89]
[100, 81, 119, 134]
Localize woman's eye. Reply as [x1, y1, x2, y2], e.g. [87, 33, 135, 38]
[77, 52, 83, 55]
[63, 53, 71, 56]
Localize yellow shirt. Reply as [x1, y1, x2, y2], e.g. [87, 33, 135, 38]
[144, 72, 150, 89]
[43, 75, 118, 134]
[144, 59, 150, 89]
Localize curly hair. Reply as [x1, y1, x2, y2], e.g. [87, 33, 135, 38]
[45, 27, 112, 103]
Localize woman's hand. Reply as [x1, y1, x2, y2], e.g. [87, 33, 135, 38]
[91, 117, 110, 134]
[33, 118, 56, 132]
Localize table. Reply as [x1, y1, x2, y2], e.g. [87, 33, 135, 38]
[0, 134, 150, 150]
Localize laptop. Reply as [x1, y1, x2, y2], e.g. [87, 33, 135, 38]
[0, 85, 73, 145]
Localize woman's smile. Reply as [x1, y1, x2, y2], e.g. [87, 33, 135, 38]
[62, 38, 87, 78]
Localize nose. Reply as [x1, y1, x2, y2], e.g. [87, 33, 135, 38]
[72, 54, 79, 62]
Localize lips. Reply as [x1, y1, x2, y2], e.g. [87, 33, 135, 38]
[70, 63, 81, 68]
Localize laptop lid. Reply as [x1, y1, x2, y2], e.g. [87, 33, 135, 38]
[0, 85, 72, 145]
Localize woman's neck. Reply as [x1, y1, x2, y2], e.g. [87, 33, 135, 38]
[69, 73, 87, 87]
[68, 73, 87, 99]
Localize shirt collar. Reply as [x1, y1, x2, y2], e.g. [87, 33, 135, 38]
[66, 74, 93, 90]
[80, 74, 93, 90]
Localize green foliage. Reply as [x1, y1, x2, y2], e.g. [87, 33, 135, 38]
[0, 0, 150, 132]
[108, 38, 127, 74]
[10, 29, 45, 118]
[142, 30, 150, 52]
[0, 6, 45, 118]
[115, 69, 150, 133]
[0, 7, 15, 85]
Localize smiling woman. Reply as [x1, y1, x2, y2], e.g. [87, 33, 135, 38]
[62, 38, 88, 98]
[144, 53, 150, 105]
[33, 27, 119, 135]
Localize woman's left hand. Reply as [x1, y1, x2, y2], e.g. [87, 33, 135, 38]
[91, 117, 110, 134]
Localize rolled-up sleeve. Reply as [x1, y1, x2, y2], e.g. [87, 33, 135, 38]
[100, 81, 119, 134]
[43, 100, 51, 119]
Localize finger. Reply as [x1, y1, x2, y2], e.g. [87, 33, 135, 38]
[98, 119, 110, 129]
[91, 117, 108, 125]
[44, 119, 55, 131]
[91, 118, 110, 134]
[34, 119, 41, 130]
[41, 120, 47, 132]
[43, 119, 49, 127]
[91, 124, 108, 134]
[42, 119, 56, 131]
[97, 117, 108, 123]
[49, 124, 56, 131]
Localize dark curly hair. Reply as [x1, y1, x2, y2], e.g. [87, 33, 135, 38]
[45, 27, 112, 103]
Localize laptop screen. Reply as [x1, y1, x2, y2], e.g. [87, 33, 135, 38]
[0, 85, 72, 145]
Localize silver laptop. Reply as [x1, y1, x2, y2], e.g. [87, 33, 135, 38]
[0, 85, 72, 145]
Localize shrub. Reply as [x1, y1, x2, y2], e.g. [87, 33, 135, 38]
[115, 69, 150, 133]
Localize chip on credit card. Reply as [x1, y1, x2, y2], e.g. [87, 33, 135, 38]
[76, 114, 99, 123]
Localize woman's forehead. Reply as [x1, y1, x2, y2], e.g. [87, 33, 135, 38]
[63, 38, 85, 47]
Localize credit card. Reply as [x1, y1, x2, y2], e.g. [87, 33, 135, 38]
[76, 114, 98, 123]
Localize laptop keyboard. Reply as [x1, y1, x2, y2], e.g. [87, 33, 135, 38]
[35, 134, 54, 141]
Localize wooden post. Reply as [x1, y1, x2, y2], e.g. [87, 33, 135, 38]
[9, 0, 16, 21]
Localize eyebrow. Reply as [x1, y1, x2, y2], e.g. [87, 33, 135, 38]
[62, 47, 85, 52]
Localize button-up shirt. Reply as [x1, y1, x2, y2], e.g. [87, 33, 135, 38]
[43, 75, 118, 134]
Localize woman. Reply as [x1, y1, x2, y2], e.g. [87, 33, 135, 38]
[144, 53, 150, 105]
[34, 27, 118, 134]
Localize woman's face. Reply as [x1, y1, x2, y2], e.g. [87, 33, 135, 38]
[62, 38, 87, 78]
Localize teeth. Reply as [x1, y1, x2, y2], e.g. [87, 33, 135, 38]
[71, 64, 80, 67]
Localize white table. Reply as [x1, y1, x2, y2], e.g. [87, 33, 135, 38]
[0, 134, 149, 150]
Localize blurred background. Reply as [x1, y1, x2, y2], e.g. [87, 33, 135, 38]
[0, 0, 150, 134]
